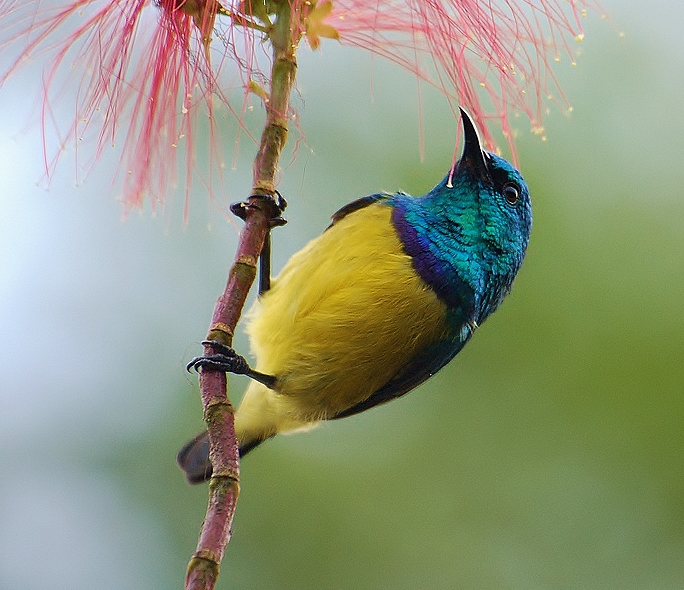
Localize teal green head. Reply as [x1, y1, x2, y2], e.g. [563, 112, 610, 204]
[390, 108, 532, 328]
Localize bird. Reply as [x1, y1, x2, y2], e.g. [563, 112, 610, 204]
[178, 108, 532, 484]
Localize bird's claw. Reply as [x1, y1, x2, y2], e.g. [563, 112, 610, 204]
[187, 340, 278, 389]
[230, 191, 287, 226]
[186, 353, 250, 374]
[186, 340, 249, 374]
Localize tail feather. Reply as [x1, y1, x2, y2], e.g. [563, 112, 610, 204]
[176, 430, 266, 484]
[178, 383, 308, 484]
[177, 430, 212, 484]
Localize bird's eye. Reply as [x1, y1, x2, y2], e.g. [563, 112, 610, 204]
[502, 183, 520, 206]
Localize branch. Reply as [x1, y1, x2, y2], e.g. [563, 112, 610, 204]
[184, 3, 298, 589]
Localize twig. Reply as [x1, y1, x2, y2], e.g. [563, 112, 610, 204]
[184, 2, 298, 589]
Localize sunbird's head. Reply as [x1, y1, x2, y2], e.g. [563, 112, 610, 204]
[453, 108, 532, 265]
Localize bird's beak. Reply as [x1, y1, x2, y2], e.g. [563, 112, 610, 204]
[457, 107, 492, 184]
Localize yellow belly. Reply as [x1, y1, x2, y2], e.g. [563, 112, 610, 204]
[235, 202, 449, 444]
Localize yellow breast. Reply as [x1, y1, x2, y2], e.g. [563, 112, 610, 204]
[245, 202, 449, 422]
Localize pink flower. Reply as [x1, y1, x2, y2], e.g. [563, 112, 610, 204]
[328, 0, 595, 153]
[1, 0, 236, 214]
[1, 0, 596, 211]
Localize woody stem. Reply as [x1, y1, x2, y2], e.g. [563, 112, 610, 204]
[184, 3, 299, 590]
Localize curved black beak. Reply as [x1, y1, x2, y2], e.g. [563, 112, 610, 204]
[457, 107, 492, 184]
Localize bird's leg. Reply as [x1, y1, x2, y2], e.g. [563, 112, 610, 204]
[193, 192, 286, 388]
[187, 340, 277, 389]
[258, 232, 273, 296]
[230, 191, 287, 296]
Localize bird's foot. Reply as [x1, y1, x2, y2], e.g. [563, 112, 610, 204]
[186, 340, 248, 373]
[187, 340, 277, 389]
[230, 191, 287, 228]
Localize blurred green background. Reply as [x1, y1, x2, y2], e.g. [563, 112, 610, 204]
[1, 1, 683, 588]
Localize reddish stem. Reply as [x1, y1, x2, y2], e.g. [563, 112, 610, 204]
[184, 198, 282, 590]
[184, 2, 297, 588]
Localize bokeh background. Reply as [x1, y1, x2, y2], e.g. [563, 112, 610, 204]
[1, 1, 683, 588]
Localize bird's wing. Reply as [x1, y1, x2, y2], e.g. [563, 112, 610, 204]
[327, 193, 391, 228]
[330, 336, 468, 420]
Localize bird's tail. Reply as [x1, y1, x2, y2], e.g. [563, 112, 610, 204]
[178, 379, 321, 483]
[176, 381, 282, 484]
[176, 427, 268, 484]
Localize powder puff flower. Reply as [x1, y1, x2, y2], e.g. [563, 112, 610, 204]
[0, 0, 597, 211]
